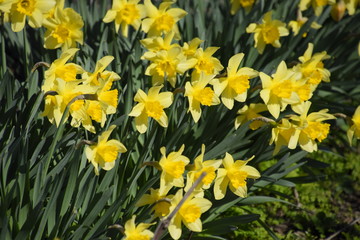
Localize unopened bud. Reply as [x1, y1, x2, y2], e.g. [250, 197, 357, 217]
[331, 0, 346, 22]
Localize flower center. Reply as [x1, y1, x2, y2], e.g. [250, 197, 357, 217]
[194, 166, 216, 185]
[156, 60, 176, 77]
[119, 3, 140, 24]
[195, 58, 214, 74]
[162, 160, 185, 178]
[97, 144, 119, 162]
[55, 65, 77, 82]
[272, 80, 294, 98]
[17, 0, 35, 15]
[193, 87, 215, 106]
[154, 13, 174, 32]
[240, 0, 255, 7]
[145, 101, 164, 120]
[227, 169, 248, 189]
[179, 203, 201, 223]
[53, 24, 70, 43]
[262, 24, 280, 44]
[227, 75, 250, 94]
[302, 122, 330, 142]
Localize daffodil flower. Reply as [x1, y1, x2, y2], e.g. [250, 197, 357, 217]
[260, 61, 302, 119]
[182, 38, 203, 59]
[294, 43, 330, 86]
[191, 47, 224, 80]
[347, 106, 360, 145]
[9, 0, 55, 32]
[42, 48, 84, 92]
[128, 85, 173, 133]
[144, 47, 196, 87]
[246, 11, 289, 54]
[141, 0, 187, 39]
[141, 31, 180, 59]
[212, 53, 258, 109]
[214, 153, 260, 200]
[123, 215, 154, 240]
[185, 74, 220, 123]
[158, 145, 189, 195]
[230, 0, 256, 15]
[184, 144, 222, 197]
[85, 125, 127, 175]
[271, 101, 335, 154]
[42, 78, 94, 128]
[82, 56, 120, 86]
[235, 103, 268, 130]
[299, 0, 336, 16]
[167, 189, 212, 240]
[103, 0, 145, 37]
[43, 7, 84, 51]
[136, 188, 174, 218]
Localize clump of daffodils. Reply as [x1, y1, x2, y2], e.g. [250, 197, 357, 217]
[270, 101, 335, 153]
[42, 48, 120, 133]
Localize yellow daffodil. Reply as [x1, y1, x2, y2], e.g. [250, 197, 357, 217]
[184, 73, 220, 123]
[9, 0, 55, 32]
[271, 101, 335, 153]
[141, 31, 180, 59]
[344, 0, 358, 15]
[192, 47, 224, 80]
[259, 61, 302, 118]
[270, 118, 296, 154]
[288, 11, 322, 37]
[42, 78, 94, 128]
[235, 103, 268, 130]
[230, 0, 256, 14]
[85, 125, 127, 175]
[299, 0, 336, 16]
[347, 106, 360, 145]
[42, 48, 84, 92]
[44, 0, 64, 19]
[85, 75, 119, 127]
[128, 85, 173, 133]
[103, 0, 145, 37]
[158, 145, 189, 195]
[0, 0, 16, 13]
[212, 53, 258, 109]
[83, 56, 120, 86]
[123, 215, 154, 240]
[184, 144, 222, 197]
[142, 0, 187, 39]
[145, 47, 196, 87]
[182, 38, 203, 59]
[43, 7, 84, 51]
[167, 189, 212, 240]
[214, 153, 260, 200]
[294, 43, 330, 86]
[246, 11, 289, 54]
[136, 188, 173, 218]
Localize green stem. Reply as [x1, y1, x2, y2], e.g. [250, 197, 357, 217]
[0, 12, 6, 77]
[23, 28, 29, 78]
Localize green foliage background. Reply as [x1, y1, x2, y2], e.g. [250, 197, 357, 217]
[0, 0, 359, 239]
